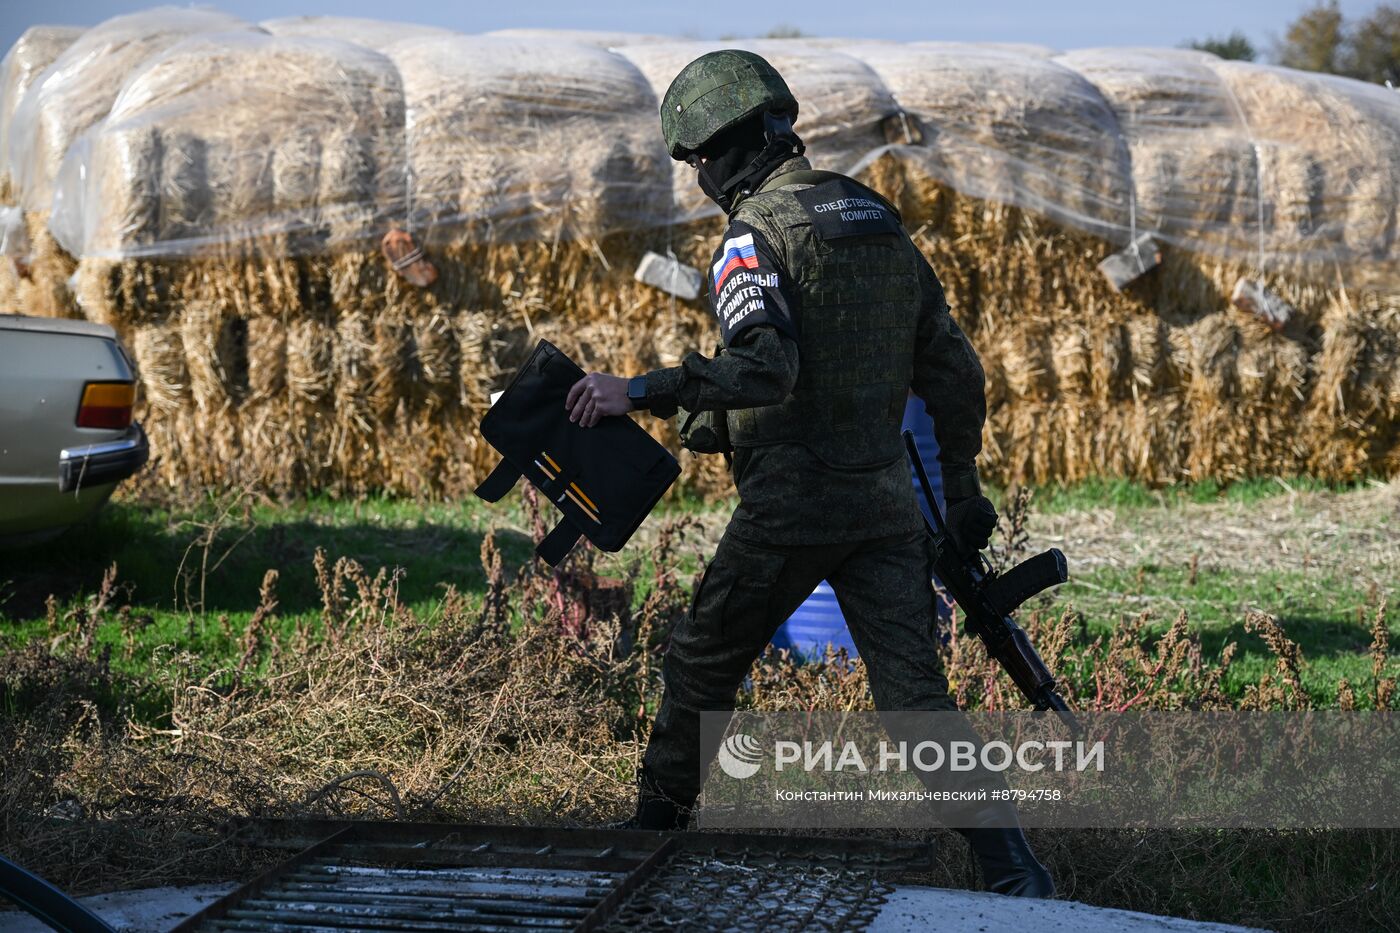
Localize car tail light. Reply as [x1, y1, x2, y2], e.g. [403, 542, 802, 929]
[76, 381, 135, 429]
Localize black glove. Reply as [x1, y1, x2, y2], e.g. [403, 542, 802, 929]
[945, 495, 998, 556]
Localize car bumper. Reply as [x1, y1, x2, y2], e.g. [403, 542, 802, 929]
[58, 424, 149, 494]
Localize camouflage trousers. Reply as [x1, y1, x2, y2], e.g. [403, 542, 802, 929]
[642, 524, 966, 801]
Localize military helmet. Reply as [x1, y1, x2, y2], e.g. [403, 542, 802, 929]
[660, 49, 798, 161]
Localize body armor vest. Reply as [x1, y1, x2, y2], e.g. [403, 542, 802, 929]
[727, 171, 921, 469]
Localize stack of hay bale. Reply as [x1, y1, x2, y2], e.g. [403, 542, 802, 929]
[47, 29, 410, 493]
[0, 24, 83, 310]
[852, 43, 1400, 485]
[6, 8, 258, 320]
[2, 12, 1396, 499]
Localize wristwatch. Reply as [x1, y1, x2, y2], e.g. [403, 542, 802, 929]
[627, 375, 649, 411]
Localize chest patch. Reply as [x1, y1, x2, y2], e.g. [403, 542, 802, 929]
[794, 179, 900, 240]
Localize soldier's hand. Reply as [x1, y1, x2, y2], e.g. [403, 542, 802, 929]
[566, 372, 632, 427]
[945, 495, 998, 556]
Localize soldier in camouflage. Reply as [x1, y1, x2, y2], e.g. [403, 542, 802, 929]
[565, 50, 1053, 898]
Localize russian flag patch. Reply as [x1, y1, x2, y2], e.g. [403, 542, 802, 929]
[711, 233, 760, 291]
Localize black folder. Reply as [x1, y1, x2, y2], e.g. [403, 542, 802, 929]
[475, 339, 681, 566]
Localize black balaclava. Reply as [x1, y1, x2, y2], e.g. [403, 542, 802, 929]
[691, 111, 804, 214]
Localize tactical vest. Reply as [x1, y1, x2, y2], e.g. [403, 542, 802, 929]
[727, 170, 921, 469]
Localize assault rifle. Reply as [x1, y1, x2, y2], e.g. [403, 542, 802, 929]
[904, 431, 1081, 732]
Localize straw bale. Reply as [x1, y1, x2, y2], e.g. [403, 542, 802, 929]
[14, 29, 1394, 495]
[998, 331, 1054, 401]
[260, 15, 455, 52]
[978, 339, 1008, 410]
[0, 25, 84, 204]
[1206, 62, 1400, 271]
[1236, 335, 1310, 405]
[369, 309, 420, 418]
[618, 41, 895, 223]
[246, 316, 286, 403]
[413, 311, 461, 411]
[857, 43, 1130, 238]
[390, 35, 669, 244]
[7, 8, 257, 214]
[286, 317, 336, 404]
[1090, 323, 1131, 401]
[1311, 303, 1400, 419]
[1050, 327, 1091, 398]
[1055, 50, 1260, 254]
[180, 303, 247, 411]
[905, 40, 1062, 59]
[333, 311, 376, 434]
[62, 32, 405, 261]
[1126, 131, 1262, 256]
[131, 324, 188, 413]
[1125, 314, 1172, 394]
[986, 395, 1192, 487]
[57, 32, 407, 328]
[1055, 48, 1237, 131]
[489, 29, 676, 48]
[17, 211, 79, 319]
[1183, 313, 1240, 401]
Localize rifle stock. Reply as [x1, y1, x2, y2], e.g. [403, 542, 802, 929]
[903, 431, 1081, 733]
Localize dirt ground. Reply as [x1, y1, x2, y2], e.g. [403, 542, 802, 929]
[624, 479, 1400, 587]
[1026, 479, 1400, 581]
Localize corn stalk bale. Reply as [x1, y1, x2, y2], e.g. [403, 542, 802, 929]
[7, 8, 256, 214]
[333, 311, 375, 435]
[286, 317, 336, 404]
[1208, 61, 1400, 272]
[131, 324, 188, 413]
[489, 29, 676, 48]
[60, 33, 404, 262]
[1125, 314, 1172, 393]
[857, 43, 1131, 239]
[180, 303, 247, 411]
[59, 34, 405, 325]
[413, 311, 461, 412]
[391, 35, 669, 245]
[1050, 327, 1091, 398]
[369, 309, 419, 418]
[16, 211, 79, 318]
[261, 15, 455, 52]
[0, 25, 84, 204]
[1183, 313, 1240, 402]
[246, 316, 287, 403]
[1090, 322, 1132, 401]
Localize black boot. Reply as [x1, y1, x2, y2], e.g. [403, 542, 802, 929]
[613, 768, 695, 831]
[956, 804, 1055, 898]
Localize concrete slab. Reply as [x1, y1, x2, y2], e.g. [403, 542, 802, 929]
[873, 885, 1271, 933]
[0, 883, 234, 932]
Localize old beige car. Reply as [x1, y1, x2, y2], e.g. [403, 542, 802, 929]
[0, 314, 148, 545]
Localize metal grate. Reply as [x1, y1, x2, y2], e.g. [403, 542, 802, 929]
[176, 821, 928, 932]
[598, 848, 903, 932]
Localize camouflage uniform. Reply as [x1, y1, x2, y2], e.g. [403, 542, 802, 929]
[638, 154, 991, 801]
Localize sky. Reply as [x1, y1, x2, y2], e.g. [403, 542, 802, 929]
[0, 0, 1392, 59]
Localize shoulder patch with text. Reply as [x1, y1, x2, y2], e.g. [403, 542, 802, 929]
[708, 222, 796, 346]
[794, 178, 901, 240]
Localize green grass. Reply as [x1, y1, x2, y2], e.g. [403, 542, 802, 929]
[1, 478, 1391, 704]
[1053, 561, 1393, 702]
[1012, 474, 1374, 514]
[0, 493, 495, 676]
